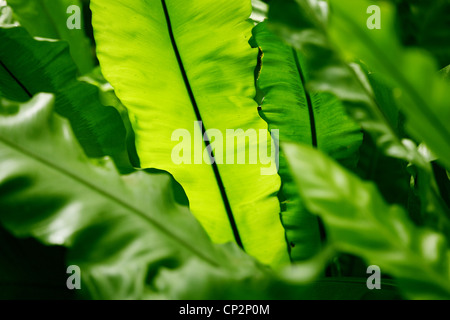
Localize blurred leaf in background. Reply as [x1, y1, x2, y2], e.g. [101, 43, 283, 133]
[5, 0, 94, 74]
[284, 143, 450, 299]
[324, 0, 450, 173]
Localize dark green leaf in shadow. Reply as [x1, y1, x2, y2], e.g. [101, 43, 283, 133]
[6, 0, 94, 74]
[0, 26, 132, 172]
[79, 66, 140, 169]
[251, 21, 362, 261]
[267, 0, 422, 168]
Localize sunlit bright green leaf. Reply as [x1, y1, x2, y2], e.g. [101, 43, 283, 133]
[91, 0, 290, 267]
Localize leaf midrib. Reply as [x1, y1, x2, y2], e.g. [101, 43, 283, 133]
[291, 48, 317, 148]
[160, 0, 244, 249]
[1, 25, 220, 267]
[0, 60, 33, 98]
[0, 133, 220, 267]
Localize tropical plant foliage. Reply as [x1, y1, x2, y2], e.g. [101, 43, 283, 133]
[0, 0, 449, 300]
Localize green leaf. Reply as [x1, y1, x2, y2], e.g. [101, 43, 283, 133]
[6, 0, 94, 74]
[284, 142, 450, 299]
[91, 0, 290, 267]
[0, 93, 339, 299]
[0, 26, 132, 172]
[266, 0, 450, 237]
[325, 0, 450, 171]
[354, 70, 412, 209]
[79, 66, 141, 169]
[357, 133, 411, 208]
[267, 0, 425, 169]
[251, 21, 362, 260]
[395, 0, 450, 69]
[0, 93, 404, 300]
[0, 93, 226, 299]
[324, 0, 450, 234]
